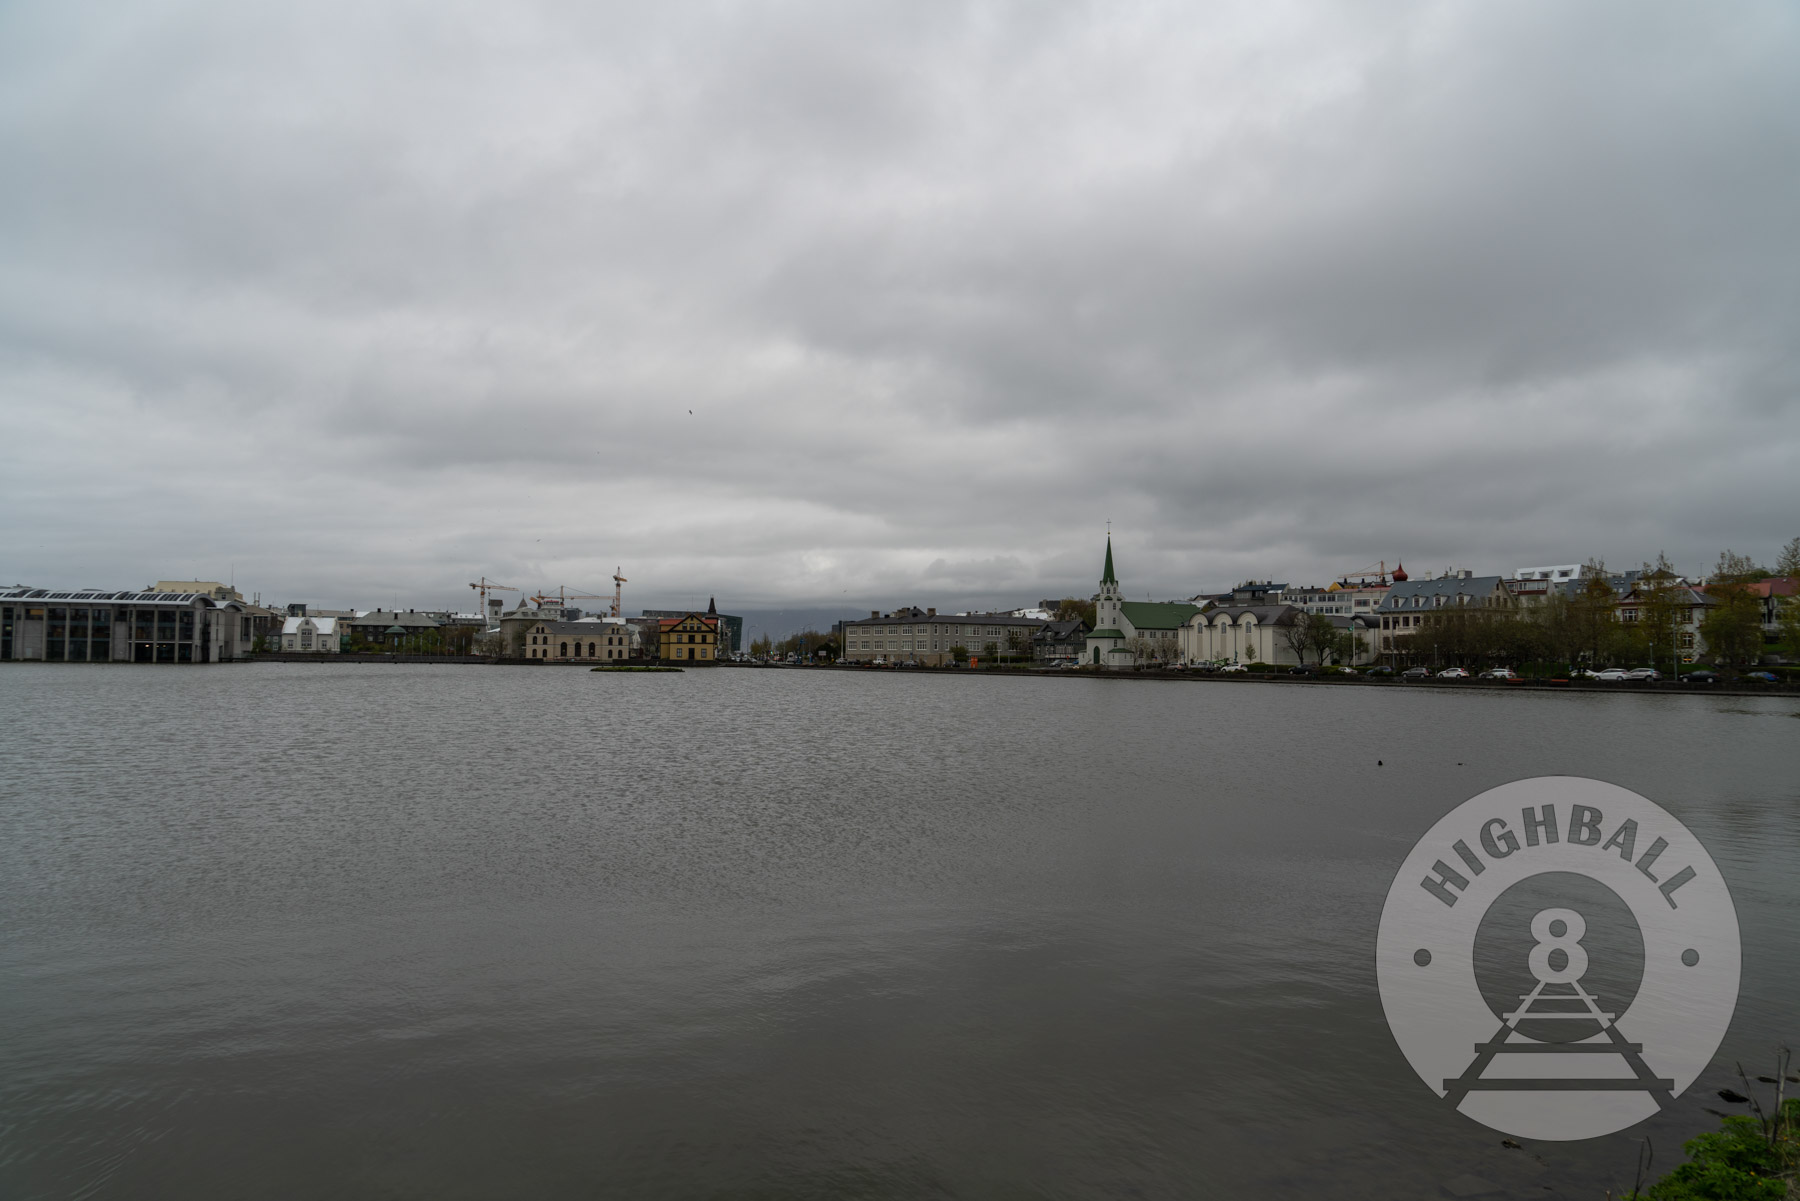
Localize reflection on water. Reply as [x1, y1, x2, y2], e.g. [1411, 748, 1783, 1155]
[1, 665, 1795, 1199]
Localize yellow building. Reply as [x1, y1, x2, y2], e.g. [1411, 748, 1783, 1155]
[523, 620, 632, 662]
[657, 613, 718, 662]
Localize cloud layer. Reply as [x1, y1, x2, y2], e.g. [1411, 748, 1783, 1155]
[3, 0, 1796, 613]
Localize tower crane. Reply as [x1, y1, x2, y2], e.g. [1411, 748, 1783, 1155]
[469, 578, 518, 609]
[610, 567, 627, 618]
[1337, 561, 1395, 585]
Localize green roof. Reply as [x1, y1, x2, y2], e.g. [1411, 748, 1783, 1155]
[1101, 536, 1117, 586]
[1119, 600, 1201, 630]
[1088, 626, 1126, 639]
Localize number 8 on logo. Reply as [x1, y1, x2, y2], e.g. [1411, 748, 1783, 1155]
[1527, 908, 1588, 984]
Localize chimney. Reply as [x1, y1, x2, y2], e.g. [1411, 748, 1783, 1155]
[871, 610, 879, 619]
[927, 607, 936, 616]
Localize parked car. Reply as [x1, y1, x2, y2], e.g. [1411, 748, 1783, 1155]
[1327, 665, 1358, 675]
[1594, 668, 1631, 682]
[1681, 669, 1720, 684]
[1220, 663, 1249, 673]
[1745, 671, 1779, 683]
[1364, 665, 1395, 676]
[1478, 668, 1517, 680]
[1624, 668, 1661, 681]
[1401, 666, 1432, 680]
[1288, 665, 1318, 676]
[1437, 667, 1470, 679]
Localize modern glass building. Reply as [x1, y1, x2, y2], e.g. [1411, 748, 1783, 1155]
[1, 587, 251, 664]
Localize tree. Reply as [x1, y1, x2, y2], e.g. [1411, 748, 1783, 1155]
[1282, 615, 1312, 664]
[1776, 536, 1800, 580]
[1634, 553, 1685, 671]
[1569, 559, 1620, 667]
[1005, 627, 1031, 664]
[1776, 597, 1800, 663]
[1701, 551, 1766, 666]
[1305, 613, 1342, 664]
[1055, 597, 1097, 626]
[948, 643, 969, 663]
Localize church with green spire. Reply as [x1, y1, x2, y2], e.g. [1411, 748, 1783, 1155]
[1083, 534, 1201, 667]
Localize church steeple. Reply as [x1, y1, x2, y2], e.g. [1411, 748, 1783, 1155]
[1101, 535, 1118, 587]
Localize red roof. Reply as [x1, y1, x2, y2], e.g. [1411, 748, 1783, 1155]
[657, 614, 720, 631]
[1697, 576, 1796, 598]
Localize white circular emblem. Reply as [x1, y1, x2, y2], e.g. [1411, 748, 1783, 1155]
[1377, 776, 1740, 1141]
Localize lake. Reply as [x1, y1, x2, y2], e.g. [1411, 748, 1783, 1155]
[1, 664, 1795, 1199]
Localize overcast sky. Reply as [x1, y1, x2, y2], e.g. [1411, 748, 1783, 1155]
[3, 1, 1796, 616]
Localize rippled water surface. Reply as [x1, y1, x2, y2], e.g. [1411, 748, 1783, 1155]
[2, 664, 1796, 1199]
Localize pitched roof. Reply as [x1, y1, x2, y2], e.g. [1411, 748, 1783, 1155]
[1376, 576, 1508, 611]
[352, 609, 440, 629]
[658, 614, 719, 631]
[1119, 600, 1201, 630]
[1199, 604, 1301, 626]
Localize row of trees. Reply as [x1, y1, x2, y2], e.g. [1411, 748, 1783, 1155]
[1281, 612, 1361, 666]
[749, 629, 837, 659]
[1407, 547, 1800, 671]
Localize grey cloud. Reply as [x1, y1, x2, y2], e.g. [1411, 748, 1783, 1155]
[2, 0, 1796, 615]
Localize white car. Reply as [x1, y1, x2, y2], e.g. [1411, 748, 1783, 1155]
[1478, 668, 1517, 680]
[1220, 663, 1249, 673]
[1595, 668, 1630, 681]
[1624, 667, 1662, 681]
[1437, 667, 1470, 679]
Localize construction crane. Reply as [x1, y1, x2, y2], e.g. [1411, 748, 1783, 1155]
[469, 578, 518, 608]
[610, 567, 627, 618]
[1337, 561, 1395, 585]
[525, 587, 609, 611]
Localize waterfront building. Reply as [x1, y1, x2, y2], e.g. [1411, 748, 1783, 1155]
[498, 602, 585, 652]
[280, 614, 341, 653]
[347, 609, 441, 646]
[151, 580, 244, 602]
[839, 608, 1046, 665]
[1033, 619, 1091, 663]
[1615, 580, 1715, 663]
[643, 599, 742, 655]
[1375, 573, 1514, 657]
[239, 602, 286, 651]
[1747, 578, 1797, 659]
[1, 586, 249, 663]
[1082, 536, 1200, 667]
[657, 612, 719, 661]
[1180, 605, 1302, 666]
[1292, 579, 1391, 617]
[522, 619, 632, 661]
